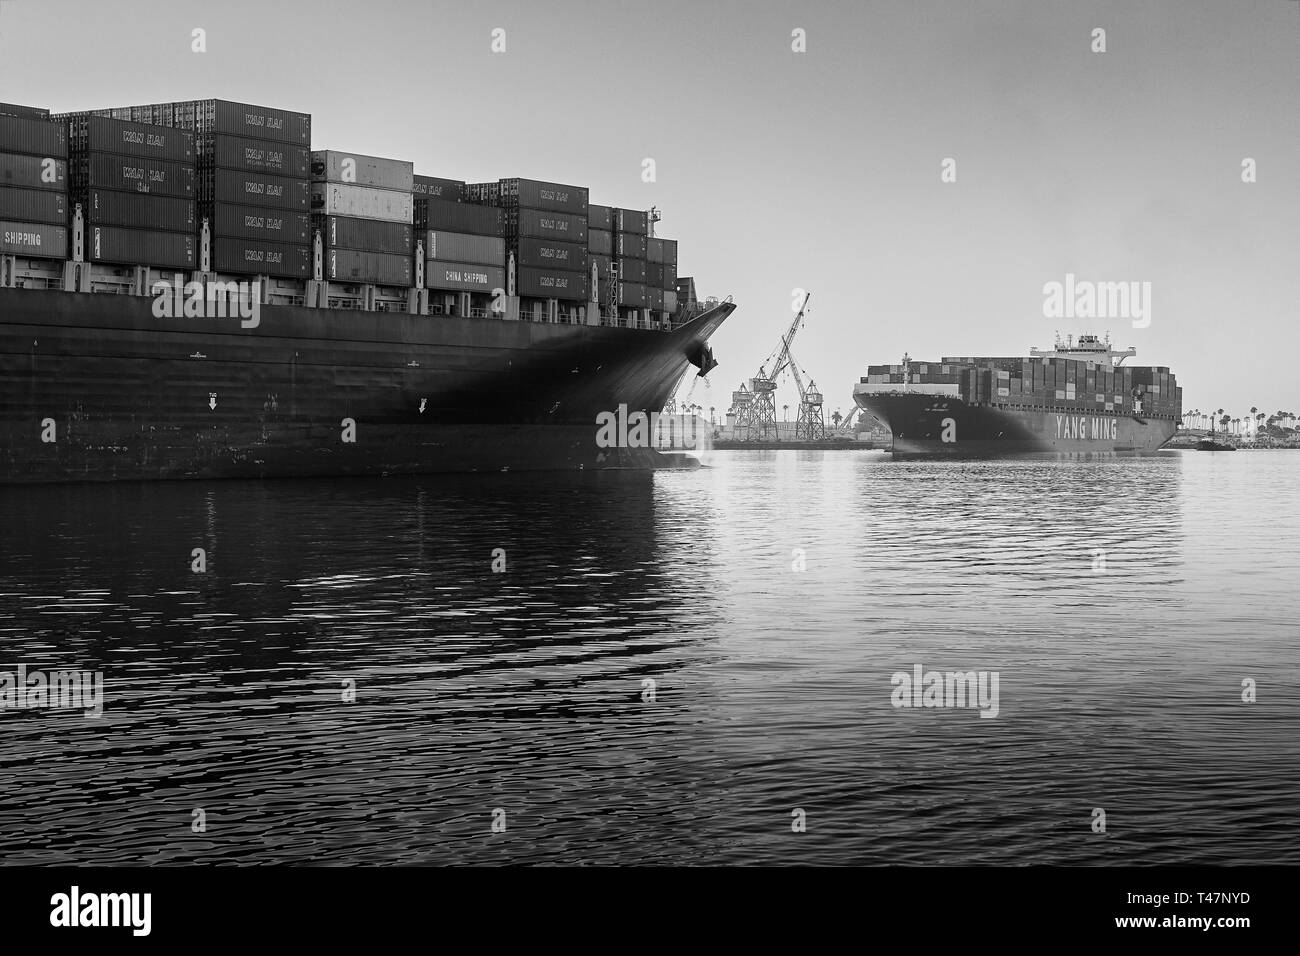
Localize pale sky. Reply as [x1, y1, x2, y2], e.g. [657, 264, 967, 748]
[2, 0, 1297, 420]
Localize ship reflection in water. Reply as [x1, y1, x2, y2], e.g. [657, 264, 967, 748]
[1, 452, 1297, 865]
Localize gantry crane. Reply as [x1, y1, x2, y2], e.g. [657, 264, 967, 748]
[736, 291, 812, 441]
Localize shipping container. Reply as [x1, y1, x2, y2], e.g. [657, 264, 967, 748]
[516, 236, 586, 271]
[614, 233, 647, 258]
[0, 115, 68, 158]
[646, 262, 664, 288]
[617, 281, 648, 307]
[72, 153, 194, 198]
[209, 169, 310, 211]
[311, 182, 412, 223]
[587, 228, 612, 256]
[517, 266, 589, 301]
[208, 202, 311, 243]
[0, 152, 67, 191]
[664, 289, 678, 313]
[85, 188, 194, 232]
[661, 238, 677, 267]
[212, 237, 310, 278]
[587, 203, 612, 231]
[205, 135, 310, 177]
[425, 259, 506, 293]
[424, 230, 503, 265]
[0, 219, 67, 257]
[510, 208, 587, 243]
[662, 259, 676, 289]
[646, 237, 664, 262]
[311, 150, 414, 192]
[315, 215, 413, 255]
[615, 208, 648, 234]
[173, 99, 311, 146]
[412, 175, 465, 201]
[588, 253, 612, 275]
[89, 225, 195, 268]
[0, 186, 67, 224]
[499, 177, 588, 215]
[617, 258, 647, 283]
[0, 103, 50, 121]
[326, 249, 412, 287]
[647, 287, 665, 311]
[425, 198, 503, 236]
[62, 114, 194, 163]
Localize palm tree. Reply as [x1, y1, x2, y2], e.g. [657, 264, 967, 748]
[831, 409, 843, 429]
[709, 405, 716, 425]
[1216, 409, 1225, 434]
[783, 404, 789, 422]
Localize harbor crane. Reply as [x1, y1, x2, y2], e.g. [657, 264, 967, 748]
[736, 291, 813, 441]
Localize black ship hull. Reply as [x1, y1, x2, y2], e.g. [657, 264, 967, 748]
[0, 289, 734, 483]
[854, 389, 1177, 459]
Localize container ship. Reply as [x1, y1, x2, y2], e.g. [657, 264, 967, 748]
[0, 99, 733, 484]
[853, 334, 1181, 458]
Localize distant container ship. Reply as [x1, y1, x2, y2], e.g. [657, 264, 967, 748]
[0, 99, 733, 483]
[853, 334, 1181, 458]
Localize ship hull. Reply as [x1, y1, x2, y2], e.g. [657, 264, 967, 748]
[854, 389, 1177, 459]
[0, 289, 733, 483]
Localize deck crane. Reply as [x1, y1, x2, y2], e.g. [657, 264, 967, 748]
[737, 291, 812, 441]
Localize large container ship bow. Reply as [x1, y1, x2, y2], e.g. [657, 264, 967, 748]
[853, 334, 1181, 458]
[0, 99, 733, 483]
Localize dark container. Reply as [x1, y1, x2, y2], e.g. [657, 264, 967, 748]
[614, 233, 647, 258]
[615, 208, 648, 234]
[618, 258, 647, 283]
[205, 135, 311, 178]
[617, 281, 648, 307]
[209, 202, 311, 243]
[587, 203, 612, 231]
[424, 230, 504, 265]
[0, 103, 51, 120]
[65, 114, 195, 163]
[326, 248, 412, 287]
[89, 225, 195, 268]
[648, 287, 665, 311]
[511, 208, 587, 243]
[0, 115, 68, 158]
[647, 262, 664, 288]
[315, 215, 413, 255]
[588, 253, 612, 275]
[663, 259, 676, 289]
[425, 198, 503, 236]
[412, 175, 465, 201]
[647, 237, 665, 262]
[0, 220, 68, 257]
[212, 237, 311, 278]
[84, 188, 194, 232]
[0, 152, 67, 190]
[207, 169, 310, 211]
[516, 236, 587, 271]
[76, 153, 194, 198]
[587, 228, 612, 255]
[173, 100, 311, 146]
[425, 260, 506, 293]
[499, 178, 588, 215]
[0, 186, 67, 224]
[516, 266, 589, 301]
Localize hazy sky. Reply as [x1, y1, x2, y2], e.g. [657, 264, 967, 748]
[2, 0, 1297, 419]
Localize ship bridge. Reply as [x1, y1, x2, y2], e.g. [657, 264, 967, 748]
[1029, 332, 1136, 367]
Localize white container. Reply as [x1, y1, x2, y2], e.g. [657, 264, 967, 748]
[311, 182, 412, 224]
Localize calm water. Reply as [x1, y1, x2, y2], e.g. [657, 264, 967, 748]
[1, 450, 1296, 865]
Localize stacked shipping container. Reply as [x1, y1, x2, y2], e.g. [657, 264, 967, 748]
[311, 150, 414, 286]
[498, 179, 590, 301]
[0, 109, 69, 259]
[53, 113, 197, 268]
